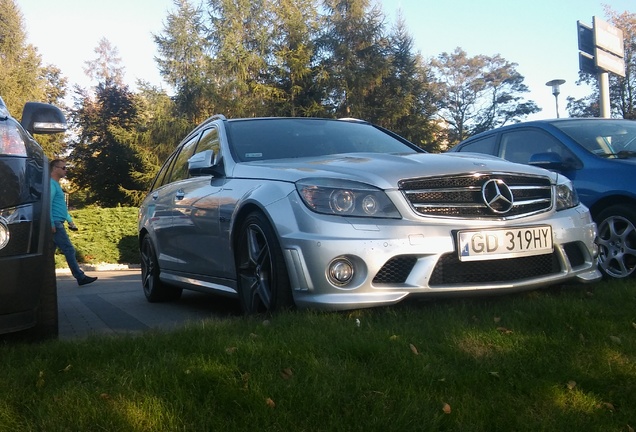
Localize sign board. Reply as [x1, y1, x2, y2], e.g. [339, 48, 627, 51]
[595, 48, 626, 77]
[593, 16, 624, 58]
[577, 21, 594, 56]
[577, 17, 626, 76]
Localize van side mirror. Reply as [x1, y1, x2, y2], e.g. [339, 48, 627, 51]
[21, 102, 67, 135]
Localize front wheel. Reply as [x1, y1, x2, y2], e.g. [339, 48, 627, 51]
[235, 212, 293, 314]
[596, 204, 636, 279]
[140, 235, 182, 302]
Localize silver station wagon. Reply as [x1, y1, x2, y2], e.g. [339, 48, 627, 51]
[138, 116, 601, 313]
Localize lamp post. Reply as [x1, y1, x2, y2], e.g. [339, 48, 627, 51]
[545, 79, 566, 118]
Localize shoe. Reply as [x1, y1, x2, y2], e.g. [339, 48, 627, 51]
[78, 276, 98, 286]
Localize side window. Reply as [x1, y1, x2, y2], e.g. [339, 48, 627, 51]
[169, 133, 201, 183]
[195, 127, 220, 156]
[500, 129, 576, 165]
[150, 152, 177, 191]
[459, 135, 497, 155]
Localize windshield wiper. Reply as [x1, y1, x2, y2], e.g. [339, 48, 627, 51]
[600, 150, 636, 159]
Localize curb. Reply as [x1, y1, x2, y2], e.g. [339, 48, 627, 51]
[55, 264, 140, 274]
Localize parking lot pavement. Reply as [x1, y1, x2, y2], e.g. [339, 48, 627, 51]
[56, 270, 240, 340]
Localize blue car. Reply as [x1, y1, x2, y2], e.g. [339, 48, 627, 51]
[450, 118, 636, 279]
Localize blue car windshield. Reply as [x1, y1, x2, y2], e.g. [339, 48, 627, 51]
[225, 118, 422, 162]
[551, 119, 636, 158]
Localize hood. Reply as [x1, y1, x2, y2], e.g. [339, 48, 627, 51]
[231, 152, 556, 189]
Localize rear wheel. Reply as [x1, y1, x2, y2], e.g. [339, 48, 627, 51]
[140, 235, 182, 302]
[235, 212, 293, 314]
[596, 204, 636, 279]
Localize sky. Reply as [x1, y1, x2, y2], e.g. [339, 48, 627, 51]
[19, 0, 635, 120]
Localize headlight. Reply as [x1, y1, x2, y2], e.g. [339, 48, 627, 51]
[296, 178, 401, 218]
[555, 177, 579, 210]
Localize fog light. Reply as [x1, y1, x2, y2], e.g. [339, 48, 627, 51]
[0, 218, 9, 250]
[328, 258, 354, 286]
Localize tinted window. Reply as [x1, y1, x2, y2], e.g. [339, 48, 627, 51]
[169, 133, 201, 182]
[226, 119, 418, 162]
[459, 135, 497, 155]
[195, 127, 220, 155]
[500, 129, 575, 165]
[151, 152, 177, 191]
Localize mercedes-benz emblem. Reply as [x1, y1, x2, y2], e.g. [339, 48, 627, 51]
[482, 179, 514, 214]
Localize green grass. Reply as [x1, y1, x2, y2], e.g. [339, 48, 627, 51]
[2, 279, 635, 431]
[55, 206, 138, 268]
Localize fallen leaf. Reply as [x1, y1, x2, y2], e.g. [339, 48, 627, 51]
[100, 393, 111, 400]
[225, 346, 238, 354]
[601, 402, 615, 411]
[409, 343, 419, 355]
[610, 336, 621, 345]
[493, 316, 501, 323]
[59, 364, 72, 373]
[389, 335, 399, 341]
[567, 380, 577, 390]
[489, 371, 500, 378]
[265, 398, 276, 408]
[280, 368, 293, 380]
[626, 424, 634, 432]
[442, 403, 451, 414]
[496, 327, 513, 334]
[632, 322, 636, 330]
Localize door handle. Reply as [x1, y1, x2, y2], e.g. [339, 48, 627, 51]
[175, 190, 185, 200]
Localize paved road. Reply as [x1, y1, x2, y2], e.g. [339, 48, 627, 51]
[57, 270, 240, 340]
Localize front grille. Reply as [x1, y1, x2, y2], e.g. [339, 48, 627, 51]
[400, 173, 552, 219]
[429, 252, 561, 286]
[373, 256, 418, 284]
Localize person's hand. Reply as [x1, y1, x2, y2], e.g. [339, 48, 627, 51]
[68, 222, 78, 231]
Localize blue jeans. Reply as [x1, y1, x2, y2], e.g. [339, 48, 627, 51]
[53, 221, 86, 281]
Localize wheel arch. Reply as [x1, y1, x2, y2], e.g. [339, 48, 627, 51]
[589, 195, 636, 221]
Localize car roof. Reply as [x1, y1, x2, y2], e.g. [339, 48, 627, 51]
[461, 117, 635, 143]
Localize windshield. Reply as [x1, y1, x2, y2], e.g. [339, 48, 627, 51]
[226, 118, 422, 162]
[551, 119, 636, 158]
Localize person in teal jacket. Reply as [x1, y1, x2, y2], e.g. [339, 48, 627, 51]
[50, 159, 97, 286]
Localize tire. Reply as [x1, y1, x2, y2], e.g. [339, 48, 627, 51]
[140, 235, 182, 302]
[596, 204, 636, 279]
[235, 211, 293, 314]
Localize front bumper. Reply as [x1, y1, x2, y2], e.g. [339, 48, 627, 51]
[273, 203, 601, 310]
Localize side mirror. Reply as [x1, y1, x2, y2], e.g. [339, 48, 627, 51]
[188, 149, 223, 176]
[21, 102, 67, 135]
[528, 152, 567, 171]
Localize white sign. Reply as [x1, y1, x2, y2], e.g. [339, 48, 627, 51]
[594, 17, 624, 58]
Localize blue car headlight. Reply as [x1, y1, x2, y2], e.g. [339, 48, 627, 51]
[555, 177, 579, 211]
[296, 178, 401, 218]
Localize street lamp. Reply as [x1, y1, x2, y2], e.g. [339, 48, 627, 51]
[545, 79, 566, 118]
